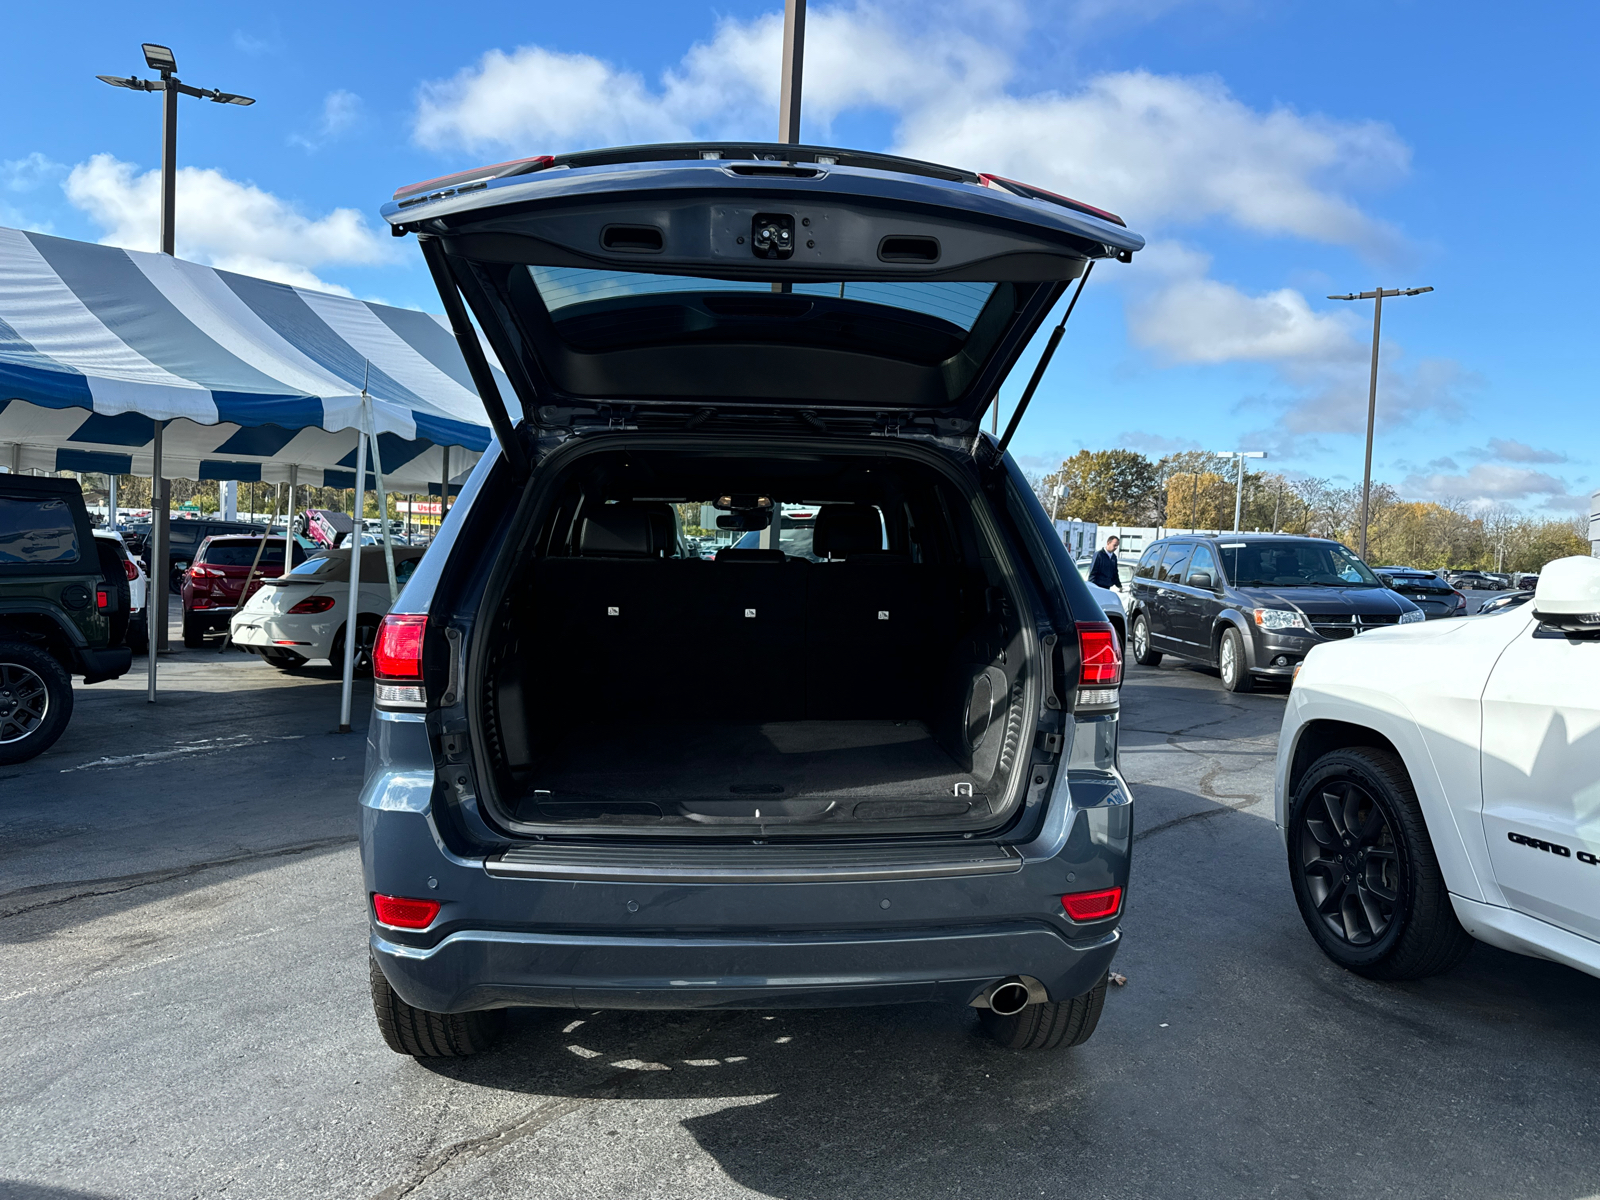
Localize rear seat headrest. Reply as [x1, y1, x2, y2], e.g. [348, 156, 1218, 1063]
[578, 504, 667, 557]
[812, 505, 883, 558]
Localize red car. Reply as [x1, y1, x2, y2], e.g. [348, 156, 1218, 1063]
[181, 535, 307, 647]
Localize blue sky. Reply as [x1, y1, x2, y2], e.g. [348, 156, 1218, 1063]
[4, 0, 1595, 512]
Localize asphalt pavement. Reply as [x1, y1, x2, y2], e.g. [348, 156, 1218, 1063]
[2, 615, 1596, 1199]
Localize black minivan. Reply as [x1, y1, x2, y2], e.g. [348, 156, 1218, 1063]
[1127, 533, 1424, 691]
[359, 143, 1144, 1057]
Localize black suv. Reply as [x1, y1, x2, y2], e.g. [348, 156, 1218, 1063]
[1127, 533, 1423, 692]
[358, 142, 1143, 1058]
[0, 476, 133, 762]
[1373, 566, 1466, 619]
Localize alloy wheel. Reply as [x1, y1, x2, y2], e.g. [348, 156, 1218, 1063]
[1297, 780, 1400, 946]
[1220, 634, 1237, 684]
[1133, 619, 1148, 660]
[0, 662, 49, 744]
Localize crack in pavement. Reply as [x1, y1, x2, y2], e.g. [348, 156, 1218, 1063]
[368, 1016, 730, 1200]
[0, 835, 358, 920]
[1127, 704, 1277, 844]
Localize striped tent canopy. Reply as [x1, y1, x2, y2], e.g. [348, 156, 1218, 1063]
[0, 227, 500, 490]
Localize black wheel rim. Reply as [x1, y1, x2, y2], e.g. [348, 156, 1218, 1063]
[0, 662, 49, 744]
[1298, 780, 1400, 946]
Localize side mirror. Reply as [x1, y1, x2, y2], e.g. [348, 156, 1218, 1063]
[1531, 556, 1600, 637]
[1377, 573, 1394, 588]
[1187, 571, 1213, 589]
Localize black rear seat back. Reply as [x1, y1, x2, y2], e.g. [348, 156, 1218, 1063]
[698, 553, 805, 717]
[806, 505, 951, 717]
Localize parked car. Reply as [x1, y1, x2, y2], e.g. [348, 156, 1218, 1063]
[1446, 570, 1497, 590]
[1127, 534, 1424, 692]
[1374, 566, 1467, 619]
[1477, 588, 1535, 617]
[358, 140, 1142, 1058]
[181, 535, 308, 647]
[230, 545, 426, 670]
[1276, 555, 1600, 982]
[94, 530, 148, 649]
[155, 517, 265, 592]
[0, 475, 133, 762]
[1514, 573, 1540, 589]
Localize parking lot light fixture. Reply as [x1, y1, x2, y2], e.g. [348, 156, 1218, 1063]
[1328, 286, 1434, 559]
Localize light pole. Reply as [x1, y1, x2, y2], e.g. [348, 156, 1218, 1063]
[1328, 285, 1433, 560]
[98, 43, 253, 692]
[1213, 451, 1266, 532]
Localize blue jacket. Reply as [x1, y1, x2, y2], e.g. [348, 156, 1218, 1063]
[1088, 548, 1121, 589]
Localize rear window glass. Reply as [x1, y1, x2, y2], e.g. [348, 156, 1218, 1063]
[199, 540, 304, 568]
[529, 267, 998, 332]
[0, 496, 79, 564]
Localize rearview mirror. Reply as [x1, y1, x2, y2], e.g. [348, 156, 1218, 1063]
[1188, 572, 1213, 589]
[716, 512, 771, 532]
[1531, 556, 1600, 637]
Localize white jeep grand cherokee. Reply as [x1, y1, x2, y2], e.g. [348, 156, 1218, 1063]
[1275, 555, 1600, 981]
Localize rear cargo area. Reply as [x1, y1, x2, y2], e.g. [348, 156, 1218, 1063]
[474, 443, 1035, 836]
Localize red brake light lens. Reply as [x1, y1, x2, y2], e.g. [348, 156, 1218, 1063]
[123, 559, 139, 581]
[1062, 886, 1123, 921]
[287, 595, 337, 614]
[371, 894, 441, 929]
[373, 614, 427, 680]
[1077, 621, 1122, 686]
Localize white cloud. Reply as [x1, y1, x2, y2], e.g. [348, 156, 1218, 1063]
[411, 5, 1405, 257]
[292, 90, 365, 151]
[64, 154, 393, 294]
[4, 152, 67, 193]
[1470, 437, 1567, 465]
[1125, 243, 1361, 365]
[1400, 462, 1587, 512]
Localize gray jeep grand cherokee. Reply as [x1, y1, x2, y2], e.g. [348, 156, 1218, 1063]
[361, 143, 1143, 1055]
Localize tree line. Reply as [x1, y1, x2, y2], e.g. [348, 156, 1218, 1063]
[1034, 449, 1589, 573]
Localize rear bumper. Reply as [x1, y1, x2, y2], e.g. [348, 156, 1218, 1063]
[372, 922, 1119, 1013]
[75, 644, 132, 683]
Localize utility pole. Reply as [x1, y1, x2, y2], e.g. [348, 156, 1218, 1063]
[1213, 451, 1267, 533]
[99, 44, 254, 692]
[1328, 285, 1433, 559]
[778, 0, 805, 144]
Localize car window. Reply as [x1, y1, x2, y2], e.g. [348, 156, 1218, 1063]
[167, 525, 199, 546]
[199, 540, 298, 568]
[1134, 544, 1162, 580]
[0, 496, 80, 564]
[395, 558, 418, 586]
[1158, 542, 1192, 583]
[1186, 544, 1219, 586]
[1218, 539, 1380, 587]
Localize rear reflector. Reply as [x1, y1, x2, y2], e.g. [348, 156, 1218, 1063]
[287, 595, 336, 614]
[374, 614, 427, 681]
[372, 894, 441, 929]
[96, 588, 108, 609]
[1062, 886, 1123, 921]
[1077, 621, 1122, 686]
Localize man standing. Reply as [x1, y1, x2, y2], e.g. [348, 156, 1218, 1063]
[1089, 535, 1122, 591]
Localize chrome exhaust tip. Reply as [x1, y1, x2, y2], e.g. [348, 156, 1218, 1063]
[986, 979, 1032, 1017]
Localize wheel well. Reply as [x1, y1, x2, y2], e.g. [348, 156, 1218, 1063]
[1107, 613, 1125, 649]
[1288, 719, 1403, 799]
[0, 615, 75, 667]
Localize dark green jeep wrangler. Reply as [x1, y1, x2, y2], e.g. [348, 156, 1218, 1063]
[0, 476, 133, 763]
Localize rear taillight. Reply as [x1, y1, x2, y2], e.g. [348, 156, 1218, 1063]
[1062, 886, 1123, 921]
[374, 614, 428, 707]
[1075, 620, 1122, 708]
[1453, 591, 1466, 608]
[371, 894, 441, 929]
[123, 559, 139, 581]
[287, 595, 336, 614]
[96, 588, 108, 609]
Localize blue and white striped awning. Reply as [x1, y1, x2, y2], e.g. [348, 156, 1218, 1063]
[0, 227, 500, 490]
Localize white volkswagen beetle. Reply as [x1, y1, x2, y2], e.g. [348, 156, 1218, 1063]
[1276, 555, 1600, 982]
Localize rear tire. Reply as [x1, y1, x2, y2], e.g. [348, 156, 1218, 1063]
[260, 647, 306, 671]
[1131, 614, 1162, 666]
[182, 614, 206, 649]
[1218, 627, 1253, 692]
[369, 957, 504, 1057]
[979, 974, 1107, 1050]
[1287, 747, 1473, 980]
[0, 642, 73, 765]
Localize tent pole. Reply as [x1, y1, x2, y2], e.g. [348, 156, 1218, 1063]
[147, 421, 164, 702]
[107, 474, 118, 530]
[339, 431, 368, 734]
[440, 446, 451, 532]
[284, 465, 297, 574]
[364, 394, 398, 603]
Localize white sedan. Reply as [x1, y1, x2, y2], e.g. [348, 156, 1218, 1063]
[1276, 555, 1600, 982]
[230, 546, 424, 671]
